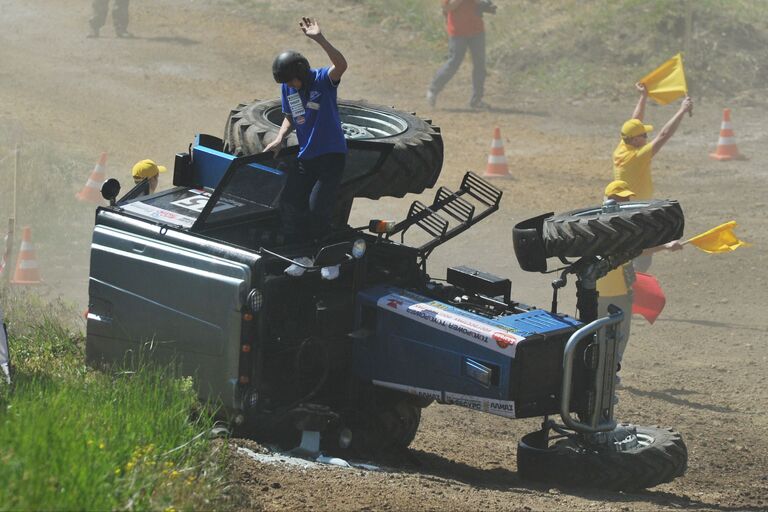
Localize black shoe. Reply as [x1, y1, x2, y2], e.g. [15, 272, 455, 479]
[87, 28, 99, 38]
[116, 30, 134, 38]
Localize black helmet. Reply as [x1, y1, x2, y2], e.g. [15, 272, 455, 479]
[272, 51, 311, 84]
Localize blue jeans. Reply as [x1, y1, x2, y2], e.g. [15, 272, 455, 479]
[282, 152, 346, 244]
[429, 32, 486, 105]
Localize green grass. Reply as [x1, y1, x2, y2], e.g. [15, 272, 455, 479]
[482, 0, 768, 98]
[0, 290, 233, 511]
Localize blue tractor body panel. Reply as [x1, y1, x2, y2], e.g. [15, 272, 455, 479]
[354, 285, 583, 419]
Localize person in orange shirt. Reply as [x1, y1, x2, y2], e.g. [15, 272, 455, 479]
[613, 83, 693, 200]
[427, 0, 496, 110]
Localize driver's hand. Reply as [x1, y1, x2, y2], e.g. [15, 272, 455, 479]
[263, 136, 283, 156]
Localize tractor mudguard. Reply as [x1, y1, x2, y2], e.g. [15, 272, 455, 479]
[513, 212, 553, 272]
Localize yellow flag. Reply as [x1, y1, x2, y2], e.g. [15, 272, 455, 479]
[685, 221, 751, 253]
[640, 53, 688, 105]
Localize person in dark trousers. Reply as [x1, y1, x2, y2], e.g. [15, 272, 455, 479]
[427, 0, 496, 109]
[88, 0, 132, 38]
[264, 17, 348, 279]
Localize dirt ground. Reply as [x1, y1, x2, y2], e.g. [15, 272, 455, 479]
[1, 1, 766, 510]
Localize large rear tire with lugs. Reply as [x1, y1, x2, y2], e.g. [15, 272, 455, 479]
[542, 200, 685, 259]
[517, 425, 688, 490]
[223, 99, 443, 201]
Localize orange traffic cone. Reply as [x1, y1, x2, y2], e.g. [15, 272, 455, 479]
[484, 127, 511, 178]
[10, 226, 42, 285]
[76, 152, 108, 203]
[709, 109, 747, 161]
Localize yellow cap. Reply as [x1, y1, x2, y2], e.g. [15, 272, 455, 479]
[131, 159, 167, 179]
[621, 119, 653, 138]
[604, 180, 636, 198]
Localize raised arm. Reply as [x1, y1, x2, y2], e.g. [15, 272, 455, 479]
[651, 97, 694, 156]
[632, 82, 649, 121]
[300, 17, 347, 82]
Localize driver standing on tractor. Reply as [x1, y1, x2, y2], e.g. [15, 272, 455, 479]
[264, 17, 348, 280]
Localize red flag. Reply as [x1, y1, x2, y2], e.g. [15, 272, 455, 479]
[632, 272, 666, 324]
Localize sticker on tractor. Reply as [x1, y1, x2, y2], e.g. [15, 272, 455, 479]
[445, 392, 516, 418]
[377, 292, 524, 357]
[373, 380, 516, 419]
[122, 202, 197, 228]
[170, 189, 242, 213]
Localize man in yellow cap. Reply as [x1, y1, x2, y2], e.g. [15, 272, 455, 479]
[131, 159, 167, 195]
[597, 180, 682, 394]
[613, 83, 693, 200]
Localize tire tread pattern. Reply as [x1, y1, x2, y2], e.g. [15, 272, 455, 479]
[517, 425, 688, 491]
[542, 201, 684, 259]
[223, 99, 443, 201]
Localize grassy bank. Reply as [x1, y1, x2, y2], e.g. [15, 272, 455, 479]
[228, 0, 768, 101]
[0, 290, 233, 511]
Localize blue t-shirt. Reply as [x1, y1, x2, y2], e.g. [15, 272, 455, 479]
[281, 67, 348, 160]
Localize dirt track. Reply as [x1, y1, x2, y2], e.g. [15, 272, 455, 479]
[1, 1, 766, 510]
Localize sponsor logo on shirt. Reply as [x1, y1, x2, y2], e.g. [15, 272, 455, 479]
[310, 90, 321, 101]
[287, 92, 305, 117]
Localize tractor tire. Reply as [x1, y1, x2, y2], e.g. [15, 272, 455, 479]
[346, 400, 422, 457]
[517, 425, 688, 490]
[542, 200, 684, 259]
[223, 99, 443, 200]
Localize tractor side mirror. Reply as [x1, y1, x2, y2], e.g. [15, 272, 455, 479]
[314, 241, 353, 267]
[101, 178, 121, 206]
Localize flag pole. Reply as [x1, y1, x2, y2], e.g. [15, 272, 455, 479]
[3, 144, 19, 286]
[13, 143, 19, 221]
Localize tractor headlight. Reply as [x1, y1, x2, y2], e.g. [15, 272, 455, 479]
[247, 289, 263, 312]
[352, 239, 366, 259]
